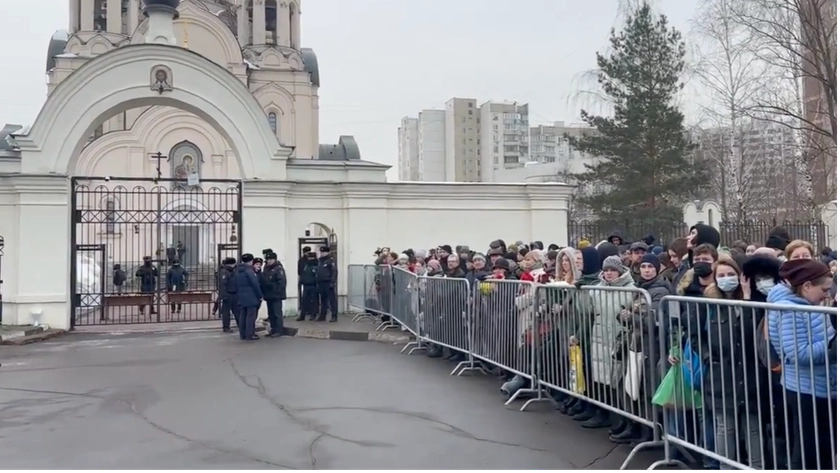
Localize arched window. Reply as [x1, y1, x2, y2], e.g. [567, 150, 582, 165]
[268, 112, 278, 134]
[102, 196, 117, 234]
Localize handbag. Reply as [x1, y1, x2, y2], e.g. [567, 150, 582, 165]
[624, 349, 645, 401]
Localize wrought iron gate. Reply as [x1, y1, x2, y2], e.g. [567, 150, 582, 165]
[70, 177, 242, 326]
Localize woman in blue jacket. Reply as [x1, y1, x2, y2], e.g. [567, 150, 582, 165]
[767, 258, 837, 470]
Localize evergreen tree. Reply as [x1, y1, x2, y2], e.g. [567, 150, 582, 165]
[568, 2, 705, 224]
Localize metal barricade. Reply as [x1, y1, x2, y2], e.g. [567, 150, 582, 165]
[653, 295, 838, 471]
[527, 283, 664, 469]
[380, 266, 418, 333]
[351, 264, 381, 322]
[409, 276, 478, 374]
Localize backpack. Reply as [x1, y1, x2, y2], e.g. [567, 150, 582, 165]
[756, 316, 781, 373]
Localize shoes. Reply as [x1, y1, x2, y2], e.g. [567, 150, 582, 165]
[566, 400, 585, 416]
[572, 407, 595, 422]
[609, 420, 628, 436]
[329, 317, 337, 323]
[316, 315, 326, 322]
[609, 423, 638, 443]
[247, 335, 260, 341]
[501, 375, 526, 397]
[223, 328, 233, 333]
[581, 411, 611, 429]
[448, 353, 465, 362]
[267, 332, 282, 338]
[295, 314, 306, 322]
[427, 349, 443, 359]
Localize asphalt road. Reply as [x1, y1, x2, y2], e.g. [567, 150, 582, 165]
[0, 331, 657, 469]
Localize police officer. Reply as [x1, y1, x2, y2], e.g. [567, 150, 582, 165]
[217, 257, 238, 332]
[135, 256, 158, 315]
[234, 253, 263, 340]
[259, 251, 288, 337]
[297, 246, 311, 316]
[296, 251, 319, 321]
[315, 245, 338, 322]
[166, 259, 188, 314]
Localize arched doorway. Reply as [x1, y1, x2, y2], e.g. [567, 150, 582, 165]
[12, 44, 292, 329]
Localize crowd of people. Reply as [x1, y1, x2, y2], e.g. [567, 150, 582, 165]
[366, 225, 838, 470]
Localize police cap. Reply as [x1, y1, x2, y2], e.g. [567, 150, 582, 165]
[222, 257, 236, 265]
[319, 245, 330, 253]
[266, 252, 278, 260]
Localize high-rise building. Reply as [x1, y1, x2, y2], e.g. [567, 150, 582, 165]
[418, 110, 446, 181]
[478, 101, 529, 182]
[801, 0, 837, 205]
[445, 98, 480, 182]
[397, 117, 419, 181]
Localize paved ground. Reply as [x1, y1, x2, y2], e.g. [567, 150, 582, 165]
[0, 331, 659, 469]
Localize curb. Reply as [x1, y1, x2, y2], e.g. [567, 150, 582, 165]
[282, 326, 413, 343]
[0, 326, 46, 343]
[1, 329, 65, 346]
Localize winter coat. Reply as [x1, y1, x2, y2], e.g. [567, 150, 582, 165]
[299, 258, 318, 286]
[113, 268, 126, 287]
[260, 262, 288, 301]
[624, 273, 671, 361]
[166, 265, 188, 291]
[315, 256, 337, 285]
[767, 283, 837, 398]
[135, 264, 158, 293]
[588, 270, 636, 386]
[466, 268, 491, 289]
[699, 285, 765, 412]
[234, 263, 263, 308]
[217, 265, 237, 301]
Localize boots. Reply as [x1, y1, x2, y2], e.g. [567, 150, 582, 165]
[609, 422, 638, 443]
[581, 409, 611, 428]
[572, 404, 596, 422]
[567, 399, 585, 416]
[609, 419, 628, 436]
[295, 314, 306, 322]
[500, 375, 526, 397]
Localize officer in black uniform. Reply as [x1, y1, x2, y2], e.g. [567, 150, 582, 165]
[315, 245, 338, 322]
[135, 256, 158, 315]
[217, 257, 238, 332]
[296, 251, 319, 321]
[259, 251, 288, 337]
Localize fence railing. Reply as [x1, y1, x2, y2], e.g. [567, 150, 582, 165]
[347, 263, 838, 470]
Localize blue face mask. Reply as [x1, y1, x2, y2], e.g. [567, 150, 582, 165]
[756, 278, 775, 295]
[716, 276, 739, 293]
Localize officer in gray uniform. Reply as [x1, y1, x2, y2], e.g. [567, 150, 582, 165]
[315, 245, 338, 322]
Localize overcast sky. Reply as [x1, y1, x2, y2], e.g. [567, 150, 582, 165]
[0, 0, 701, 178]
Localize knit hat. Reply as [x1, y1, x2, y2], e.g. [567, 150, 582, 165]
[472, 253, 486, 263]
[578, 240, 591, 249]
[602, 255, 627, 274]
[439, 244, 453, 254]
[779, 259, 830, 287]
[766, 235, 788, 252]
[640, 253, 661, 273]
[651, 245, 664, 255]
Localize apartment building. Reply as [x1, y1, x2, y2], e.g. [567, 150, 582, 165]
[417, 110, 446, 181]
[397, 117, 419, 181]
[445, 98, 480, 182]
[478, 101, 529, 182]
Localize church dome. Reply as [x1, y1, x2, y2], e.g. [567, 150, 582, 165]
[143, 0, 180, 9]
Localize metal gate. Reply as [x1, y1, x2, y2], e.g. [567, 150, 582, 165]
[70, 177, 242, 326]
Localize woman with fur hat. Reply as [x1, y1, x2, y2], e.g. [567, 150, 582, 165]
[767, 259, 837, 470]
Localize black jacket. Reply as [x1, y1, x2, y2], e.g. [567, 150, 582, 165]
[234, 263, 263, 308]
[260, 262, 288, 300]
[218, 265, 237, 301]
[113, 268, 126, 287]
[135, 264, 158, 293]
[166, 265, 188, 291]
[315, 256, 337, 285]
[299, 258, 318, 285]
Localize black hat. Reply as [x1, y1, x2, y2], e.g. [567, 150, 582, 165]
[302, 246, 311, 253]
[493, 258, 510, 271]
[640, 253, 661, 273]
[222, 257, 236, 265]
[253, 257, 264, 264]
[439, 244, 453, 254]
[266, 252, 278, 260]
[143, 256, 152, 262]
[262, 248, 273, 256]
[241, 253, 254, 263]
[319, 245, 330, 253]
[172, 259, 180, 265]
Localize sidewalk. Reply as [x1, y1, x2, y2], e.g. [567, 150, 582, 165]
[72, 312, 412, 343]
[0, 325, 65, 345]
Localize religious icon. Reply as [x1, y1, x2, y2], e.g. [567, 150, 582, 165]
[174, 154, 196, 180]
[151, 66, 173, 94]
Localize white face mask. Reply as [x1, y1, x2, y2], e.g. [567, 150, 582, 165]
[756, 278, 775, 295]
[716, 276, 739, 293]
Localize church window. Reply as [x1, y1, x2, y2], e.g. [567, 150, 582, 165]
[103, 196, 117, 234]
[268, 112, 278, 133]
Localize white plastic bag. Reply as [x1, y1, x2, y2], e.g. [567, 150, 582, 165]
[624, 349, 645, 401]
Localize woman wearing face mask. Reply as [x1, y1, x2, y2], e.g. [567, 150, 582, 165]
[767, 259, 837, 470]
[699, 257, 765, 469]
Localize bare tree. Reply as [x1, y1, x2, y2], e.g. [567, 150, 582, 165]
[692, 0, 771, 222]
[730, 0, 837, 215]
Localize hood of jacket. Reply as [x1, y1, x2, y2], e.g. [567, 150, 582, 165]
[676, 268, 697, 295]
[690, 223, 721, 248]
[558, 247, 581, 280]
[599, 268, 635, 287]
[580, 247, 601, 275]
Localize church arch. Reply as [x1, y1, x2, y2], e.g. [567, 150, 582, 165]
[16, 44, 290, 179]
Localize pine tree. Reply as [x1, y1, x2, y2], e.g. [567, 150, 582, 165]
[568, 2, 706, 225]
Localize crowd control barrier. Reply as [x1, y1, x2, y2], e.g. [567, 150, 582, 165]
[347, 264, 838, 470]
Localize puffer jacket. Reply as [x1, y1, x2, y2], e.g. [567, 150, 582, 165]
[588, 270, 636, 386]
[767, 283, 837, 399]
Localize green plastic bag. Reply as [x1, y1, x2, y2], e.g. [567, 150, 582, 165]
[651, 365, 704, 410]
